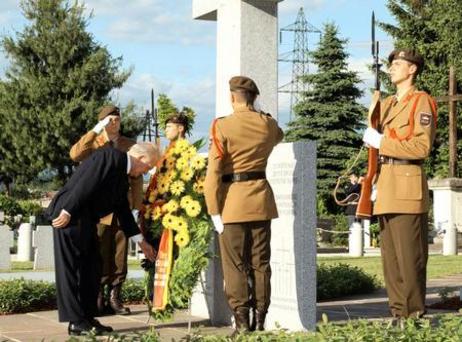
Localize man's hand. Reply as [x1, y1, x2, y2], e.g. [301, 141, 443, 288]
[139, 239, 157, 262]
[52, 209, 71, 228]
[362, 127, 383, 149]
[211, 215, 224, 234]
[92, 116, 111, 134]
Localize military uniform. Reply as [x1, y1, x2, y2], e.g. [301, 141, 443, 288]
[204, 76, 283, 331]
[374, 56, 437, 317]
[70, 106, 143, 314]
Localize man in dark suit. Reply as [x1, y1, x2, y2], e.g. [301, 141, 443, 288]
[47, 142, 159, 336]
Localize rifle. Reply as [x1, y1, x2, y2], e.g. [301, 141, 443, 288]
[356, 12, 381, 219]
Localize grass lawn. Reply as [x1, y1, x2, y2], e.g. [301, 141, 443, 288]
[317, 255, 462, 285]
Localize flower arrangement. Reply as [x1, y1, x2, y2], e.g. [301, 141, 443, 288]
[140, 138, 212, 320]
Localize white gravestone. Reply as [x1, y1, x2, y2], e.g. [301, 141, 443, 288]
[265, 141, 317, 331]
[33, 225, 55, 270]
[193, 0, 281, 118]
[17, 222, 34, 261]
[191, 142, 317, 331]
[429, 178, 462, 255]
[0, 226, 14, 270]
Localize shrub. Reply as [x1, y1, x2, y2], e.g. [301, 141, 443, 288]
[331, 214, 349, 246]
[317, 263, 378, 300]
[121, 279, 145, 303]
[0, 278, 56, 314]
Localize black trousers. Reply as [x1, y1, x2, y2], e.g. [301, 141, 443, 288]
[53, 217, 101, 322]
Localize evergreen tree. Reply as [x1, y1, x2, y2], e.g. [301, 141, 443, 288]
[120, 101, 145, 140]
[285, 23, 366, 211]
[380, 0, 462, 177]
[0, 0, 130, 182]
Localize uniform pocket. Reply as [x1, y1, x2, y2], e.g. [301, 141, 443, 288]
[394, 166, 422, 200]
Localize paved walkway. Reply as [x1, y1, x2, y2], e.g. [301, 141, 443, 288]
[0, 273, 461, 341]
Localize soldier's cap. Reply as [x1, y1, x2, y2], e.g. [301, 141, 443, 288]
[166, 112, 189, 127]
[388, 49, 424, 74]
[229, 76, 260, 95]
[98, 105, 120, 121]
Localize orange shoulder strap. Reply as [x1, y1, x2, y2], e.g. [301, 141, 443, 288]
[212, 119, 224, 159]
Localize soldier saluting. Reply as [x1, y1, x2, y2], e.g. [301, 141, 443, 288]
[204, 76, 283, 334]
[362, 49, 437, 319]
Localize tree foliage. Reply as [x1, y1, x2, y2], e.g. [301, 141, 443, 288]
[380, 0, 462, 177]
[285, 23, 366, 210]
[0, 0, 130, 182]
[120, 100, 145, 140]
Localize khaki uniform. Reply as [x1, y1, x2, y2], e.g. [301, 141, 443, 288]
[70, 131, 143, 286]
[374, 87, 436, 318]
[204, 104, 283, 314]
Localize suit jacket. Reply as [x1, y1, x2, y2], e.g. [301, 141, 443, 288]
[70, 130, 143, 225]
[47, 146, 139, 238]
[204, 104, 284, 223]
[374, 87, 436, 215]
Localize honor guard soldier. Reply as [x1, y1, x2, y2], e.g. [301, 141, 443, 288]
[362, 49, 437, 319]
[204, 76, 284, 334]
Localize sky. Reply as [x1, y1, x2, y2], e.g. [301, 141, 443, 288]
[0, 0, 396, 143]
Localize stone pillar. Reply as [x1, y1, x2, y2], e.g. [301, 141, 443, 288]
[193, 0, 280, 118]
[17, 222, 34, 261]
[349, 222, 364, 257]
[428, 178, 462, 256]
[363, 219, 371, 248]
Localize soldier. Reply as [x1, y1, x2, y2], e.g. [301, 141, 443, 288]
[362, 49, 437, 319]
[204, 76, 283, 334]
[70, 105, 143, 315]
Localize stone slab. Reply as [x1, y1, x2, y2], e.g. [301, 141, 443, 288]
[33, 225, 55, 270]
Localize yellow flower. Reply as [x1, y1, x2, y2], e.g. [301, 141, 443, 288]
[181, 146, 197, 160]
[191, 155, 206, 170]
[180, 195, 193, 209]
[185, 200, 201, 218]
[166, 169, 178, 181]
[174, 139, 190, 154]
[165, 157, 176, 170]
[144, 205, 152, 219]
[163, 199, 179, 213]
[162, 213, 176, 230]
[174, 230, 190, 248]
[176, 157, 188, 171]
[148, 190, 158, 203]
[170, 180, 185, 196]
[193, 181, 204, 194]
[151, 206, 162, 220]
[180, 168, 194, 182]
[175, 216, 188, 231]
[158, 179, 170, 195]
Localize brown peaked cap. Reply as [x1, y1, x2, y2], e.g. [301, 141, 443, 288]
[229, 76, 260, 95]
[98, 105, 120, 121]
[388, 49, 424, 74]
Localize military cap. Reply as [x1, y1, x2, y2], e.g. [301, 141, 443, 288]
[98, 105, 120, 121]
[229, 76, 260, 95]
[388, 49, 424, 74]
[166, 112, 189, 131]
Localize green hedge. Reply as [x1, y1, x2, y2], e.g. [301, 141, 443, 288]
[317, 263, 378, 300]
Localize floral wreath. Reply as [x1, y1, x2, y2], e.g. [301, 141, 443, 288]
[140, 138, 212, 320]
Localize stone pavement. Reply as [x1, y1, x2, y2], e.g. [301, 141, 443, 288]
[0, 273, 461, 341]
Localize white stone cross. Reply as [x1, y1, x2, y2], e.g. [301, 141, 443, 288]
[33, 225, 55, 270]
[0, 225, 14, 270]
[193, 0, 282, 118]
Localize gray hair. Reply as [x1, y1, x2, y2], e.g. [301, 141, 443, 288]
[128, 142, 160, 167]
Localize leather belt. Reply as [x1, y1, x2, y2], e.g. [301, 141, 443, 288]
[222, 171, 266, 183]
[379, 155, 423, 165]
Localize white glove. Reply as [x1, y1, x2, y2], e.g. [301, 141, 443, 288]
[211, 215, 224, 234]
[362, 127, 383, 149]
[132, 209, 139, 223]
[92, 116, 111, 134]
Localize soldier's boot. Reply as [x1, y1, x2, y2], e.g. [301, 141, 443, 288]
[230, 307, 250, 337]
[96, 286, 106, 316]
[255, 310, 266, 331]
[109, 284, 131, 315]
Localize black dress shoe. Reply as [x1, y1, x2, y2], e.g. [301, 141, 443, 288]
[89, 318, 113, 332]
[68, 320, 101, 336]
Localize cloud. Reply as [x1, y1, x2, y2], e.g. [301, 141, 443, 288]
[84, 0, 214, 45]
[279, 0, 328, 15]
